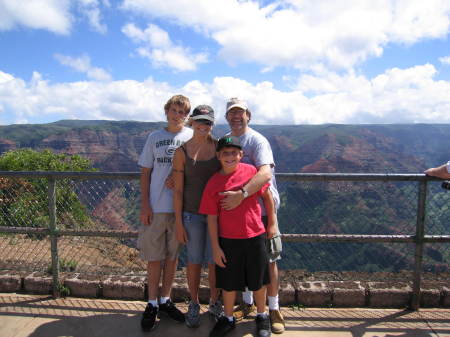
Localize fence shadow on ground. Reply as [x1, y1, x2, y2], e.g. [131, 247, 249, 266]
[1, 294, 449, 337]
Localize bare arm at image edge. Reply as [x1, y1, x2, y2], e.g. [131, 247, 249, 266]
[220, 164, 272, 210]
[424, 162, 450, 179]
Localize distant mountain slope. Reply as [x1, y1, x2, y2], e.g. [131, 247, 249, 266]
[1, 120, 449, 172]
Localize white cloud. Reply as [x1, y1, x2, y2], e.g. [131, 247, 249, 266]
[439, 55, 450, 65]
[0, 0, 72, 34]
[121, 0, 450, 70]
[77, 0, 107, 33]
[0, 0, 109, 34]
[1, 64, 450, 125]
[122, 23, 208, 71]
[55, 54, 112, 81]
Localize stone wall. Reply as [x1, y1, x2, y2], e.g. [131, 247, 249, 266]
[1, 270, 449, 308]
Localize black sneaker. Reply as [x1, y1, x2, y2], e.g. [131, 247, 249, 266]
[256, 314, 271, 337]
[209, 316, 236, 337]
[158, 299, 185, 323]
[141, 303, 158, 331]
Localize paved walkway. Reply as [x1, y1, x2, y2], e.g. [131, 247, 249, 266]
[0, 294, 449, 337]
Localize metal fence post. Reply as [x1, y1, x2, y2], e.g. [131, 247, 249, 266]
[48, 177, 59, 298]
[411, 180, 427, 310]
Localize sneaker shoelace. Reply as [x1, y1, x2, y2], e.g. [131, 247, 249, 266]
[187, 303, 200, 318]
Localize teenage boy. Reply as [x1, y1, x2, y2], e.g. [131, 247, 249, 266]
[200, 136, 276, 337]
[138, 95, 193, 331]
[221, 98, 285, 334]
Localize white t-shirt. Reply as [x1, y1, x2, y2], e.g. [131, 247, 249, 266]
[228, 128, 280, 213]
[138, 127, 193, 213]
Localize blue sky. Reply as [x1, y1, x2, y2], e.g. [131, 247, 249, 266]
[1, 0, 450, 125]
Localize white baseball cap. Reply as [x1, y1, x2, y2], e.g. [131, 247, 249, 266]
[226, 97, 248, 112]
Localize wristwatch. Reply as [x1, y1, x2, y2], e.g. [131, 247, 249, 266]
[241, 187, 249, 199]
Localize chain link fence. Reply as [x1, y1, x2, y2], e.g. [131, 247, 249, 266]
[0, 172, 449, 308]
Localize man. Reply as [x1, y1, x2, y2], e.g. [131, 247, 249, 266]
[220, 98, 285, 334]
[425, 161, 450, 179]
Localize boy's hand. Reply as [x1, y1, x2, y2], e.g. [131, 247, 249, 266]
[219, 190, 244, 210]
[140, 205, 153, 226]
[165, 172, 175, 189]
[176, 222, 188, 244]
[213, 248, 227, 268]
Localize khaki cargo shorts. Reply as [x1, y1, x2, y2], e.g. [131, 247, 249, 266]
[137, 213, 180, 261]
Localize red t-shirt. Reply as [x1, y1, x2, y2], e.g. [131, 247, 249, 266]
[199, 163, 268, 239]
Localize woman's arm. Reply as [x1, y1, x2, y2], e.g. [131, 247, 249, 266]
[172, 147, 187, 244]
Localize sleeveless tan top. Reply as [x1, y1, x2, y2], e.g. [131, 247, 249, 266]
[181, 145, 221, 213]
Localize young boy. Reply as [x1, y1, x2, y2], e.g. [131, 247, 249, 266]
[200, 136, 277, 337]
[138, 95, 193, 331]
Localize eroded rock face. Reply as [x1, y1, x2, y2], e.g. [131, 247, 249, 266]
[40, 129, 149, 171]
[0, 138, 16, 154]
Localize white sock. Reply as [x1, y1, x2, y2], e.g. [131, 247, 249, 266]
[268, 295, 279, 310]
[242, 288, 253, 305]
[148, 299, 158, 307]
[257, 311, 268, 318]
[226, 315, 234, 322]
[160, 296, 170, 304]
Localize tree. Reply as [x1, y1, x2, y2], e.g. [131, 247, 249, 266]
[0, 149, 96, 229]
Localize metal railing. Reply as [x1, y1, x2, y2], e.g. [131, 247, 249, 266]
[0, 171, 449, 310]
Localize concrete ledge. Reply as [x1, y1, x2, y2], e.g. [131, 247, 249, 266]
[298, 282, 332, 306]
[23, 272, 52, 295]
[1, 270, 449, 309]
[279, 281, 295, 306]
[0, 272, 22, 292]
[368, 282, 412, 308]
[442, 286, 450, 307]
[102, 276, 145, 300]
[64, 274, 101, 298]
[330, 281, 366, 307]
[167, 278, 189, 303]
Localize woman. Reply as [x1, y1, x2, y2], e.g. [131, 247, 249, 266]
[172, 105, 222, 328]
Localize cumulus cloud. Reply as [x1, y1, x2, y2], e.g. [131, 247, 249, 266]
[77, 0, 108, 33]
[2, 63, 450, 125]
[439, 55, 450, 65]
[0, 0, 109, 34]
[122, 23, 208, 71]
[0, 0, 72, 34]
[54, 54, 112, 81]
[120, 0, 450, 70]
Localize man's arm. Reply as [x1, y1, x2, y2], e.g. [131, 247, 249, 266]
[140, 167, 153, 225]
[424, 163, 450, 179]
[261, 188, 277, 239]
[207, 215, 227, 268]
[220, 164, 271, 210]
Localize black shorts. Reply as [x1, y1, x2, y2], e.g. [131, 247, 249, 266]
[216, 233, 269, 292]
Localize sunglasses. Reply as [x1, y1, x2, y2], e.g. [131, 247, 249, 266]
[196, 119, 213, 126]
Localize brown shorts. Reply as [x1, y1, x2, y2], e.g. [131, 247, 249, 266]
[137, 213, 180, 261]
